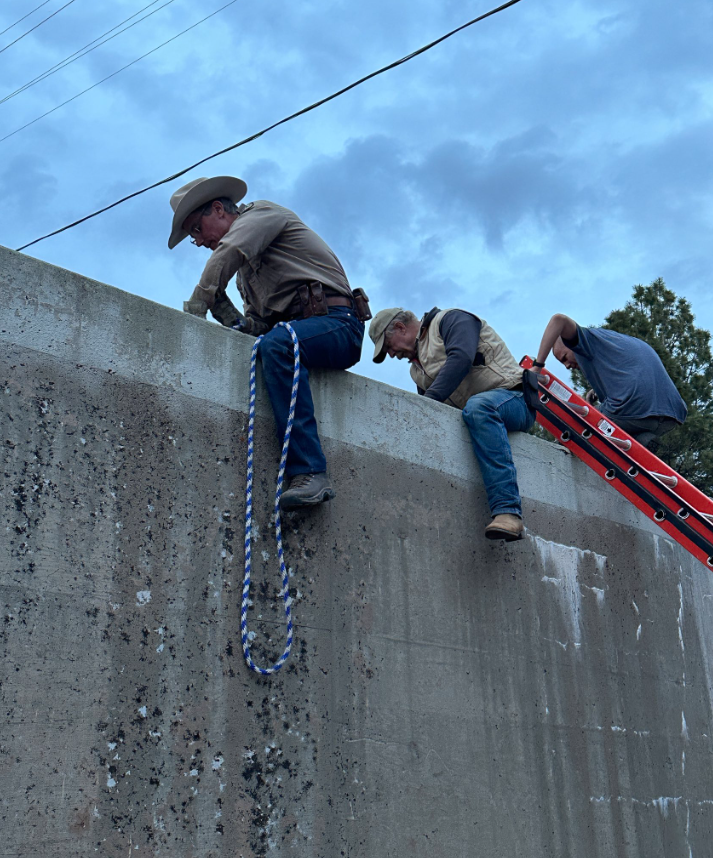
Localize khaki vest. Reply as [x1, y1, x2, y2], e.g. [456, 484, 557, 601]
[410, 309, 522, 409]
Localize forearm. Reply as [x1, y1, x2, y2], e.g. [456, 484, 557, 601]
[211, 291, 244, 327]
[425, 311, 482, 401]
[535, 314, 577, 365]
[423, 353, 473, 401]
[194, 241, 246, 310]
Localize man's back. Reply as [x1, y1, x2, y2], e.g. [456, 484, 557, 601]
[568, 327, 687, 422]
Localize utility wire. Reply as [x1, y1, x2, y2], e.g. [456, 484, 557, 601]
[0, 0, 78, 56]
[0, 1, 53, 38]
[1, 0, 176, 107]
[15, 0, 524, 253]
[1, 0, 239, 143]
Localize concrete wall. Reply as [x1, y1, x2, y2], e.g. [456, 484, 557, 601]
[2, 243, 713, 858]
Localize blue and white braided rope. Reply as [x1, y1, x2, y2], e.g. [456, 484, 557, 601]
[241, 322, 299, 675]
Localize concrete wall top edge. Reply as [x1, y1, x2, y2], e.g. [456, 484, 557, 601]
[1, 244, 659, 536]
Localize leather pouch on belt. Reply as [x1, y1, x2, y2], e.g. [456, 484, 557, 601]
[309, 282, 329, 316]
[298, 284, 313, 319]
[352, 288, 372, 322]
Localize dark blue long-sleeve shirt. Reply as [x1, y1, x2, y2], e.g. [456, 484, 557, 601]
[421, 310, 482, 402]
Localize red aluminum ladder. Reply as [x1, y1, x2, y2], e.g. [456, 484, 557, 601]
[520, 356, 713, 569]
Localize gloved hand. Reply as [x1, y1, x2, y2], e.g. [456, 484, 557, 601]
[231, 315, 271, 337]
[183, 298, 208, 318]
[211, 290, 245, 328]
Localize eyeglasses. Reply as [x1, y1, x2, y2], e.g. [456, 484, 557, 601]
[188, 202, 214, 245]
[188, 221, 203, 245]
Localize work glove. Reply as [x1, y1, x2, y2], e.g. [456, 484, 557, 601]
[232, 316, 271, 337]
[183, 298, 208, 318]
[211, 291, 245, 328]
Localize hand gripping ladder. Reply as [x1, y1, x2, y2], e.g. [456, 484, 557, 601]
[520, 356, 713, 570]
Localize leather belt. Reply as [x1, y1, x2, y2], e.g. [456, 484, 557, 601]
[286, 292, 353, 320]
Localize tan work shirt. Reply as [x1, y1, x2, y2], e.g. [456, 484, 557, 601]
[188, 201, 351, 323]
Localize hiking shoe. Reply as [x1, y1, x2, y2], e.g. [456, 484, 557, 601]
[280, 472, 335, 510]
[485, 514, 524, 542]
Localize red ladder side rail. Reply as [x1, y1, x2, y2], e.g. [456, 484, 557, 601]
[520, 357, 713, 569]
[521, 356, 713, 515]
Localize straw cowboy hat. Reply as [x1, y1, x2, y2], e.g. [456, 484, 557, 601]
[167, 176, 248, 249]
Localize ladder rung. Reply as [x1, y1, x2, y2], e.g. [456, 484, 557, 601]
[524, 356, 713, 570]
[608, 436, 631, 451]
[651, 471, 678, 488]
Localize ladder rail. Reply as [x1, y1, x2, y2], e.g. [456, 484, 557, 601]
[521, 358, 713, 569]
[535, 401, 713, 563]
[522, 356, 713, 515]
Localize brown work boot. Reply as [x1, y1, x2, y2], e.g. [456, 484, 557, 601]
[485, 514, 524, 542]
[280, 472, 335, 510]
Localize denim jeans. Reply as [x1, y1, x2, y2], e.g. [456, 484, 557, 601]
[461, 388, 535, 518]
[258, 307, 364, 477]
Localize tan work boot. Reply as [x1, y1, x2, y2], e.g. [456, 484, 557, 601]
[485, 514, 524, 542]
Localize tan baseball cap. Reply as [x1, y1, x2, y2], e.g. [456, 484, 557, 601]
[368, 308, 404, 363]
[168, 176, 248, 249]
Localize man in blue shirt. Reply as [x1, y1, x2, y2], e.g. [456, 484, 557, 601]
[534, 313, 687, 449]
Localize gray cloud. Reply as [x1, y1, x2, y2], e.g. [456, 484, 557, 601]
[0, 155, 57, 247]
[1, 0, 711, 379]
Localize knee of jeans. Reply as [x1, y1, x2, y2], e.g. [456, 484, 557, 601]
[258, 327, 291, 363]
[462, 396, 491, 425]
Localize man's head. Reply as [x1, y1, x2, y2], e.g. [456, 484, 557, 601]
[182, 198, 238, 251]
[168, 176, 248, 249]
[369, 309, 420, 363]
[553, 337, 579, 370]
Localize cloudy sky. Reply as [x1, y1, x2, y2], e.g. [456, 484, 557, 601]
[1, 0, 711, 391]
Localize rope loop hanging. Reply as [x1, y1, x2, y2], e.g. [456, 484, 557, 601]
[241, 322, 299, 675]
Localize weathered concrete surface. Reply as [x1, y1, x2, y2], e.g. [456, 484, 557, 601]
[2, 243, 713, 858]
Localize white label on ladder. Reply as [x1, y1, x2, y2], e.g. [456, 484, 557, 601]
[598, 418, 616, 437]
[548, 380, 572, 402]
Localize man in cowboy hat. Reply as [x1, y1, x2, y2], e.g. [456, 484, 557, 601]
[168, 175, 365, 509]
[369, 307, 534, 541]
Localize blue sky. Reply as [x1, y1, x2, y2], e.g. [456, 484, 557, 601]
[1, 0, 712, 391]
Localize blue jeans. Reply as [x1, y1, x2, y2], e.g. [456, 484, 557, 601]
[461, 388, 535, 518]
[258, 307, 364, 477]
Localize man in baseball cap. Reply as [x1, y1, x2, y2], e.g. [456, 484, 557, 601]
[169, 175, 367, 509]
[370, 306, 534, 541]
[369, 308, 409, 364]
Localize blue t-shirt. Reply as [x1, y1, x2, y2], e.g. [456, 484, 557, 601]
[566, 326, 687, 422]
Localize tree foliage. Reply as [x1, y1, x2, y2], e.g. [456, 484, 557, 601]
[600, 278, 713, 494]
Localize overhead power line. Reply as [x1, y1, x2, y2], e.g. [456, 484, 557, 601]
[0, 1, 53, 39]
[1, 0, 239, 143]
[0, 0, 78, 56]
[1, 0, 177, 107]
[15, 0, 525, 253]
